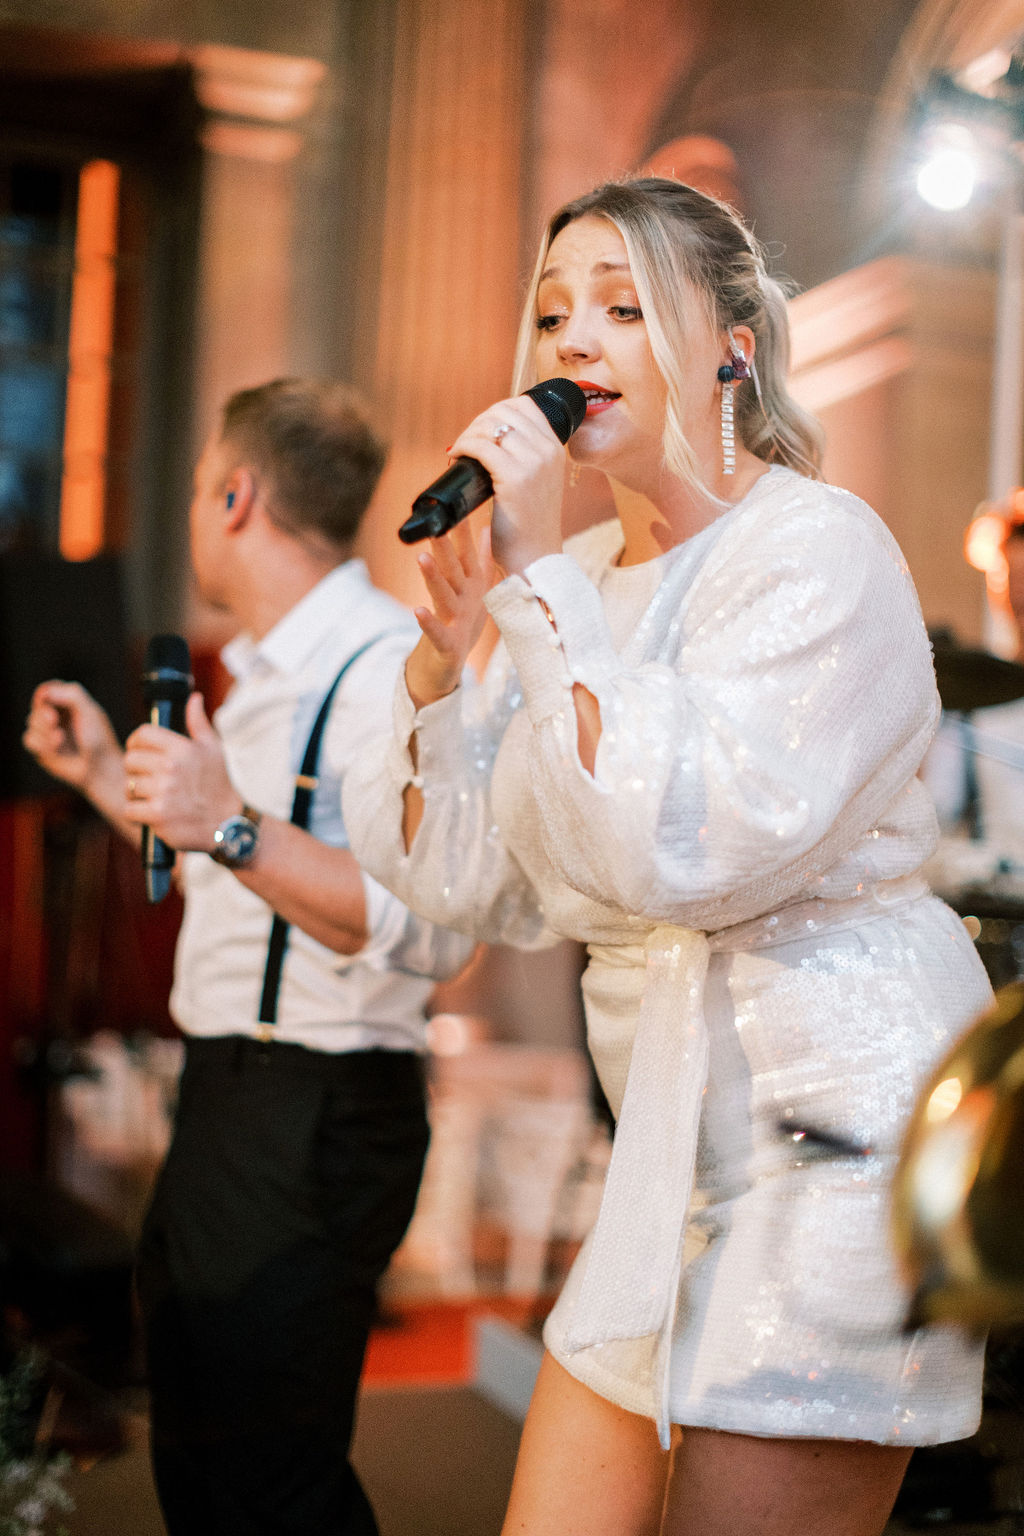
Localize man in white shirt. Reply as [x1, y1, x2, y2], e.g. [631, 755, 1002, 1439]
[23, 379, 473, 1536]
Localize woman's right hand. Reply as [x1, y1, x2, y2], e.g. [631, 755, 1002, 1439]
[405, 520, 494, 709]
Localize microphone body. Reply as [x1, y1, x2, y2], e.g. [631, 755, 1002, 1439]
[140, 634, 193, 903]
[399, 377, 587, 544]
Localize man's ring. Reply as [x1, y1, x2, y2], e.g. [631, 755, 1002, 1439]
[491, 422, 515, 444]
[128, 777, 138, 800]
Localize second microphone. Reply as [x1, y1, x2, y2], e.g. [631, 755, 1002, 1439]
[140, 633, 193, 904]
[398, 377, 587, 545]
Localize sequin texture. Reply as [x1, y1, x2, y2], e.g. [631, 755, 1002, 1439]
[344, 465, 992, 1446]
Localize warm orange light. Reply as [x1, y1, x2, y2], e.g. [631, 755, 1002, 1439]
[965, 494, 1024, 600]
[59, 159, 120, 561]
[965, 509, 1011, 579]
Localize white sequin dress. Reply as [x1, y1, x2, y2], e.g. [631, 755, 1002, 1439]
[344, 466, 992, 1446]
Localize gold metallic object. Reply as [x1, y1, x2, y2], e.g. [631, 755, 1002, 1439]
[892, 981, 1024, 1329]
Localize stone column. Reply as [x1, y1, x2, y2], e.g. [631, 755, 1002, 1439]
[353, 0, 530, 605]
[789, 255, 992, 643]
[187, 44, 326, 637]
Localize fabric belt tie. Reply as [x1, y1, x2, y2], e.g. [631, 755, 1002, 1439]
[565, 924, 710, 1449]
[562, 874, 931, 1450]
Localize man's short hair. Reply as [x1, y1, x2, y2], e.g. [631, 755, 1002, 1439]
[219, 378, 388, 550]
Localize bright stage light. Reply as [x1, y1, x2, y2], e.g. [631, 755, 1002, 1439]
[916, 140, 979, 210]
[965, 508, 1010, 576]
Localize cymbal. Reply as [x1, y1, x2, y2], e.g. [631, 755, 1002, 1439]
[931, 637, 1024, 712]
[892, 982, 1024, 1329]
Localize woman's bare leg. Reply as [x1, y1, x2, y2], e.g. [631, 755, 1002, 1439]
[500, 1352, 669, 1536]
[661, 1426, 912, 1536]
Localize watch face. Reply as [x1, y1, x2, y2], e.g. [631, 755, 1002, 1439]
[213, 816, 259, 866]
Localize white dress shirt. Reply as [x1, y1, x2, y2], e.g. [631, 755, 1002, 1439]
[170, 559, 474, 1052]
[924, 697, 1024, 876]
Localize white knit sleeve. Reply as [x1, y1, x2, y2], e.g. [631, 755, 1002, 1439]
[483, 491, 940, 929]
[342, 646, 558, 949]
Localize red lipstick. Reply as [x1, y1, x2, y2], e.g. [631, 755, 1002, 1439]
[575, 379, 621, 416]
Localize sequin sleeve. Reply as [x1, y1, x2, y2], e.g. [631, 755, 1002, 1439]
[341, 640, 559, 949]
[484, 484, 940, 929]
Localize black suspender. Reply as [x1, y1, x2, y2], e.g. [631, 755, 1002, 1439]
[256, 633, 394, 1028]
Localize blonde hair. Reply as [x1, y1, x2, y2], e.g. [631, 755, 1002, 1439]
[512, 177, 824, 491]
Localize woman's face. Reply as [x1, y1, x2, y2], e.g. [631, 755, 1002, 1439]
[533, 214, 721, 489]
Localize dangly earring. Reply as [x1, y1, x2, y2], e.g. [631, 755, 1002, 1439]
[717, 362, 736, 476]
[717, 341, 750, 477]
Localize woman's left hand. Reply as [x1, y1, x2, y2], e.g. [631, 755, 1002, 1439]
[448, 393, 567, 575]
[406, 520, 494, 709]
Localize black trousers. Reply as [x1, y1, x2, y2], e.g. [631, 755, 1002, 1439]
[136, 1036, 430, 1536]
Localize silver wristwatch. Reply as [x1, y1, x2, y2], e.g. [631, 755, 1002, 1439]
[211, 805, 262, 868]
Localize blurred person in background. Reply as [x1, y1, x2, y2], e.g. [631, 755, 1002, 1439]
[925, 519, 1024, 879]
[344, 178, 993, 1536]
[24, 378, 473, 1536]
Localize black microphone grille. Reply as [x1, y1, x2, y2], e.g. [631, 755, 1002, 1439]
[525, 378, 587, 444]
[143, 634, 193, 696]
[145, 633, 191, 673]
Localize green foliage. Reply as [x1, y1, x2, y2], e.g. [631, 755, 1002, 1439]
[0, 1352, 73, 1536]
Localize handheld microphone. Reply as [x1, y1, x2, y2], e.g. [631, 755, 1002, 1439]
[140, 634, 193, 904]
[398, 377, 587, 544]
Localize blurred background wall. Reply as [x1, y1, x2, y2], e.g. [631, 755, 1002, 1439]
[1, 0, 1022, 1174]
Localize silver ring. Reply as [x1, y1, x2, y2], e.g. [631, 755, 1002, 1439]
[491, 422, 515, 444]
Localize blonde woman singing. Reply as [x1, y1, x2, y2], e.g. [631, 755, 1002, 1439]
[344, 178, 992, 1536]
